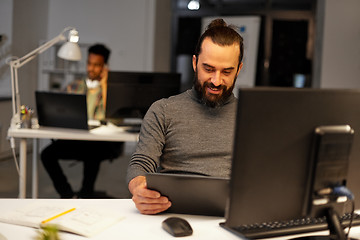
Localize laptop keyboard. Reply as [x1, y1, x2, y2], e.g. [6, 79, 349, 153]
[221, 212, 360, 239]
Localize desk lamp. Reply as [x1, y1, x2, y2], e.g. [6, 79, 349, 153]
[7, 26, 81, 134]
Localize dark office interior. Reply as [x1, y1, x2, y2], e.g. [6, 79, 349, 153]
[1, 0, 360, 239]
[0, 0, 359, 206]
[171, 0, 315, 88]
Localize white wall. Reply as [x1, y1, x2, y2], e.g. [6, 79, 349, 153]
[12, 0, 49, 108]
[47, 0, 156, 71]
[0, 0, 48, 157]
[0, 0, 13, 98]
[315, 0, 360, 88]
[2, 0, 360, 158]
[0, 0, 14, 156]
[0, 0, 171, 158]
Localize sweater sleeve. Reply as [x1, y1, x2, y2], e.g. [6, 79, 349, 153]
[126, 99, 167, 184]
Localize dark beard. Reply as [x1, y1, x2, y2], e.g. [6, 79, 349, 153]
[193, 71, 236, 108]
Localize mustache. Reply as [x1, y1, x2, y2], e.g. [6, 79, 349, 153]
[203, 82, 226, 91]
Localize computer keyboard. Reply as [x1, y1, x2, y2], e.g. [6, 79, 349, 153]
[220, 212, 360, 239]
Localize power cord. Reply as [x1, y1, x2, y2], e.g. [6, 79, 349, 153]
[333, 186, 355, 201]
[331, 186, 355, 240]
[9, 137, 20, 176]
[9, 136, 24, 198]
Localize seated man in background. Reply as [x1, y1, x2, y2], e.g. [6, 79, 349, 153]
[41, 44, 123, 199]
[127, 18, 244, 214]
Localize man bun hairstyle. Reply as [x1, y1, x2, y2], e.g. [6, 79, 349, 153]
[206, 18, 227, 29]
[194, 18, 244, 69]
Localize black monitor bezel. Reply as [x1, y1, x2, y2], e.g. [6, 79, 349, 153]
[225, 87, 360, 229]
[105, 71, 181, 120]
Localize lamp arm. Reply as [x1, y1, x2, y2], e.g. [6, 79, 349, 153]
[9, 26, 75, 69]
[6, 26, 77, 126]
[9, 64, 17, 122]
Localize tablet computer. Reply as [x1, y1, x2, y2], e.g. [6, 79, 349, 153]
[146, 173, 229, 216]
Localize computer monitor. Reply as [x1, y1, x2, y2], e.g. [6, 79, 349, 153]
[222, 87, 360, 239]
[105, 71, 181, 123]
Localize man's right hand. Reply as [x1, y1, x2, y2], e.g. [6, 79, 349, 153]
[128, 176, 171, 215]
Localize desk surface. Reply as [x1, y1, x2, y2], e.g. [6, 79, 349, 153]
[0, 199, 238, 240]
[7, 123, 139, 142]
[1, 199, 360, 240]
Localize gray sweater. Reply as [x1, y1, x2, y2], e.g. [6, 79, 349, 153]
[126, 88, 237, 184]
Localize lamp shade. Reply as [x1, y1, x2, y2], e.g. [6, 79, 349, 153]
[57, 42, 82, 61]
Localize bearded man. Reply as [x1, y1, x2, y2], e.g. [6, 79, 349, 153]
[126, 18, 244, 215]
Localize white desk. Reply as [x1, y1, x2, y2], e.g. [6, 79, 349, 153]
[0, 199, 359, 240]
[7, 124, 139, 199]
[0, 199, 237, 240]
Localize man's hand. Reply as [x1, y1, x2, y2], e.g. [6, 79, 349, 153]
[128, 176, 171, 215]
[100, 65, 108, 107]
[100, 65, 108, 83]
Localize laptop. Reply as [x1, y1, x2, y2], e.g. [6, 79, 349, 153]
[146, 173, 229, 217]
[35, 91, 92, 130]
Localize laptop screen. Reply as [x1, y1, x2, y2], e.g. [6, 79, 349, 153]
[35, 91, 89, 130]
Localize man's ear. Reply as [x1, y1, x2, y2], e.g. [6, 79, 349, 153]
[192, 55, 197, 72]
[236, 62, 243, 77]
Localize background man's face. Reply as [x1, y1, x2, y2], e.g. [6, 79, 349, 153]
[87, 53, 105, 81]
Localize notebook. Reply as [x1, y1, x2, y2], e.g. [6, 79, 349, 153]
[0, 202, 124, 237]
[146, 173, 229, 217]
[35, 91, 91, 130]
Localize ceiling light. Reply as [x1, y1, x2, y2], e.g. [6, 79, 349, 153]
[188, 0, 200, 10]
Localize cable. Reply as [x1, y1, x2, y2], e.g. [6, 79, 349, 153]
[9, 137, 24, 198]
[331, 186, 355, 240]
[333, 186, 355, 200]
[10, 137, 20, 176]
[11, 147, 20, 176]
[345, 199, 355, 240]
[318, 185, 356, 240]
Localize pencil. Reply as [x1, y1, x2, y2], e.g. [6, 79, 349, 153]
[41, 208, 76, 224]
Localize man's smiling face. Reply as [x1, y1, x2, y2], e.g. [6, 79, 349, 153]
[192, 37, 243, 107]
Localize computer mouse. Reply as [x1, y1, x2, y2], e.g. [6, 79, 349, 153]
[162, 217, 193, 237]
